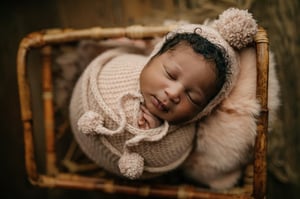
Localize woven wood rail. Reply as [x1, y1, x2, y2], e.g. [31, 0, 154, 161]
[17, 25, 269, 199]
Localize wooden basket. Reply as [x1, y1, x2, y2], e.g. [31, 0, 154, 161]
[17, 25, 269, 199]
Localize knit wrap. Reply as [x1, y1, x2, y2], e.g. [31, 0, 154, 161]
[69, 47, 196, 179]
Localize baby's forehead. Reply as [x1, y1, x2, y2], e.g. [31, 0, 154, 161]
[165, 43, 195, 59]
[167, 43, 214, 62]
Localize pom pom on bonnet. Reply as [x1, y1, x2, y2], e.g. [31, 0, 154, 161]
[213, 7, 257, 49]
[69, 7, 258, 180]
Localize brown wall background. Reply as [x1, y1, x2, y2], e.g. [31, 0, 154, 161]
[0, 0, 299, 198]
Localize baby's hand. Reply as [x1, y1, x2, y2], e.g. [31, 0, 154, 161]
[138, 105, 162, 129]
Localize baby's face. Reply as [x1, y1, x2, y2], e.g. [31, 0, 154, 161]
[140, 44, 218, 124]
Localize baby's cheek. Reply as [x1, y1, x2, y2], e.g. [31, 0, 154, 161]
[172, 105, 199, 123]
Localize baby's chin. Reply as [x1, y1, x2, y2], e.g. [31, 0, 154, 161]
[144, 103, 193, 125]
[159, 115, 192, 125]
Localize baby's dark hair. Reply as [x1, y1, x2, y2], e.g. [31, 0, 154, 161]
[155, 29, 229, 97]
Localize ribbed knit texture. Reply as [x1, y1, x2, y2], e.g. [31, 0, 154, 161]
[69, 47, 195, 179]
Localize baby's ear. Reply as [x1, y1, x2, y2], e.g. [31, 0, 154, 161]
[212, 8, 257, 49]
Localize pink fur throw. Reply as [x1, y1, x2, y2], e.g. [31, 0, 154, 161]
[182, 47, 280, 189]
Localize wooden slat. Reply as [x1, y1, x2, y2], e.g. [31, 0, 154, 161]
[253, 27, 269, 199]
[41, 46, 58, 175]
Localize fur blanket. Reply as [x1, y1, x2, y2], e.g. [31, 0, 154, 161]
[182, 47, 280, 189]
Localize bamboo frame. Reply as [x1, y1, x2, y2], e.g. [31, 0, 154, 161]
[17, 25, 269, 199]
[253, 27, 269, 199]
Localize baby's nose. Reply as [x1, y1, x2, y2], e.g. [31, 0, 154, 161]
[165, 83, 184, 104]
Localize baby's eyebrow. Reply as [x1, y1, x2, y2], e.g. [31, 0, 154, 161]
[173, 64, 182, 73]
[165, 54, 181, 71]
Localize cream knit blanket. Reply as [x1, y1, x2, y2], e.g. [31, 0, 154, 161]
[69, 47, 196, 179]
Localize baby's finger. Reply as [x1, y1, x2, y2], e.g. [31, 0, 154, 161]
[140, 105, 151, 115]
[138, 119, 144, 126]
[143, 113, 158, 128]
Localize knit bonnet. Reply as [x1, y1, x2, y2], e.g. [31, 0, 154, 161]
[69, 8, 257, 180]
[149, 7, 257, 122]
